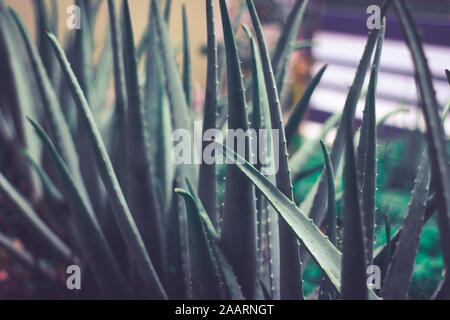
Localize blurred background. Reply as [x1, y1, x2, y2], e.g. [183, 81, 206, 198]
[2, 0, 449, 299]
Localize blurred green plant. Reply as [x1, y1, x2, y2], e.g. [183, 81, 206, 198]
[0, 0, 448, 300]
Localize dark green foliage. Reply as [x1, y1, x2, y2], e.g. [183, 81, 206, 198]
[341, 82, 367, 300]
[198, 0, 219, 225]
[182, 4, 192, 108]
[243, 24, 280, 300]
[46, 30, 167, 299]
[246, 0, 302, 300]
[219, 0, 257, 300]
[357, 20, 385, 266]
[27, 118, 133, 299]
[381, 150, 431, 299]
[285, 65, 327, 147]
[0, 0, 447, 301]
[318, 140, 338, 300]
[122, 0, 165, 281]
[395, 0, 450, 281]
[271, 0, 309, 96]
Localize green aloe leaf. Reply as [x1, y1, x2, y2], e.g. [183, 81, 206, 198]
[151, 0, 196, 189]
[107, 0, 128, 190]
[285, 64, 327, 147]
[431, 276, 450, 300]
[165, 169, 192, 299]
[198, 0, 219, 224]
[374, 194, 437, 273]
[271, 0, 309, 96]
[164, 0, 172, 24]
[175, 180, 226, 300]
[243, 24, 280, 300]
[73, 0, 93, 105]
[219, 0, 257, 300]
[151, 0, 193, 299]
[299, 0, 391, 231]
[122, 0, 165, 280]
[23, 149, 63, 207]
[246, 0, 302, 300]
[294, 40, 317, 51]
[0, 4, 41, 199]
[24, 149, 84, 257]
[289, 110, 342, 179]
[381, 211, 392, 283]
[341, 87, 367, 299]
[46, 31, 167, 299]
[357, 20, 385, 266]
[27, 118, 133, 299]
[0, 171, 72, 262]
[214, 141, 380, 300]
[217, 0, 247, 97]
[93, 30, 113, 111]
[322, 141, 337, 240]
[50, 0, 58, 41]
[183, 179, 246, 300]
[73, 0, 104, 217]
[10, 9, 92, 213]
[33, 0, 55, 83]
[144, 14, 175, 216]
[182, 4, 192, 108]
[381, 150, 431, 299]
[395, 0, 450, 278]
[375, 108, 449, 294]
[151, 0, 192, 133]
[178, 178, 246, 300]
[318, 140, 338, 300]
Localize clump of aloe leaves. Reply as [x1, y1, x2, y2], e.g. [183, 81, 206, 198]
[0, 0, 449, 300]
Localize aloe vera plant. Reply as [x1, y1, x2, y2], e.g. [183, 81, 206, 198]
[0, 0, 448, 301]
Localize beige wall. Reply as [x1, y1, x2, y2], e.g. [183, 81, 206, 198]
[5, 0, 210, 87]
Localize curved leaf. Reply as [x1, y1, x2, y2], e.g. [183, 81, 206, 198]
[0, 172, 72, 262]
[271, 0, 309, 95]
[395, 0, 450, 278]
[245, 0, 302, 300]
[219, 0, 257, 299]
[299, 0, 391, 231]
[107, 0, 128, 191]
[341, 90, 367, 300]
[285, 64, 327, 147]
[381, 150, 431, 299]
[29, 119, 131, 298]
[357, 20, 385, 266]
[243, 24, 280, 300]
[46, 31, 167, 299]
[123, 0, 165, 280]
[198, 0, 219, 224]
[182, 4, 192, 107]
[144, 8, 175, 215]
[0, 5, 41, 199]
[175, 180, 227, 300]
[10, 9, 92, 212]
[214, 141, 380, 300]
[318, 140, 338, 300]
[27, 118, 133, 299]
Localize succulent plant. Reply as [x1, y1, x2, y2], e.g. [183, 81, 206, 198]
[0, 0, 448, 300]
